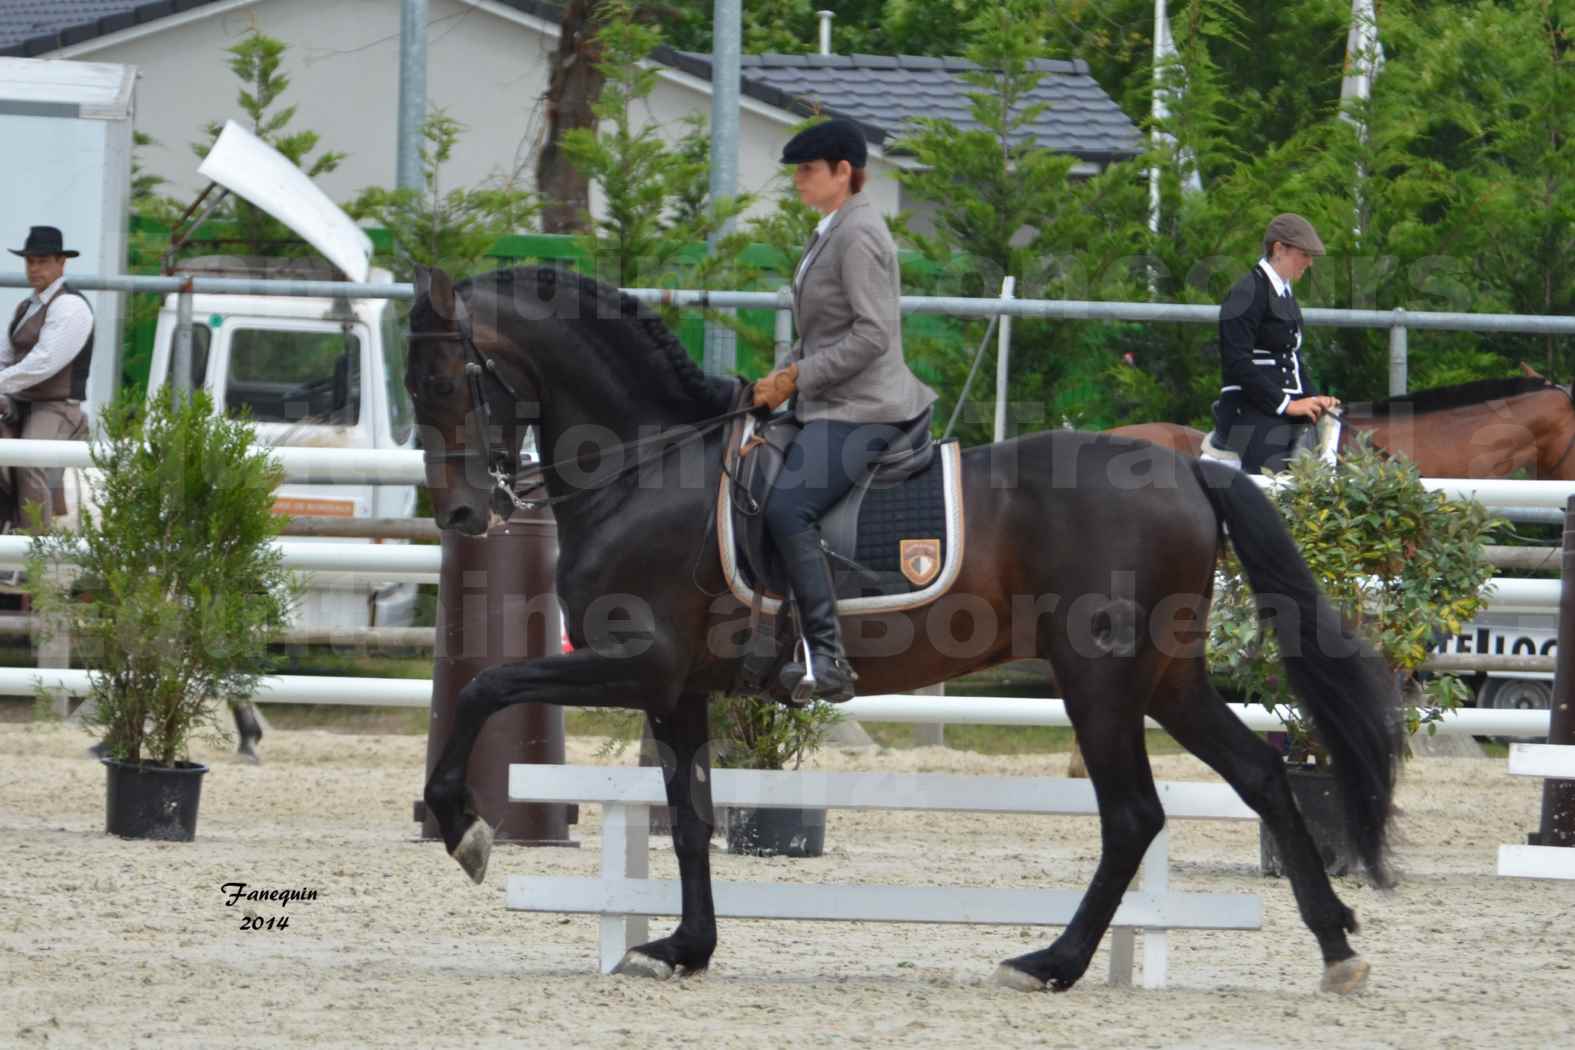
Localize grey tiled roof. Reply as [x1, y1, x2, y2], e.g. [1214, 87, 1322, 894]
[0, 1, 210, 53]
[662, 50, 1142, 164]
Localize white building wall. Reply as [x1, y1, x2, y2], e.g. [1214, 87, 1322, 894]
[62, 0, 907, 232]
[67, 0, 553, 206]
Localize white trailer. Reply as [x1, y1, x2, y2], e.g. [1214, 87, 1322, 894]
[0, 56, 135, 408]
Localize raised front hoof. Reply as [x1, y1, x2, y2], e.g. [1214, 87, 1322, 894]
[1320, 956, 1370, 994]
[991, 962, 1049, 993]
[236, 741, 261, 765]
[450, 819, 495, 885]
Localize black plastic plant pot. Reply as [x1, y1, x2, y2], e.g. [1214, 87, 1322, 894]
[1259, 765, 1357, 878]
[102, 758, 209, 842]
[724, 805, 827, 858]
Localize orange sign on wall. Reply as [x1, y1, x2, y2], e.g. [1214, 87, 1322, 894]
[273, 497, 358, 518]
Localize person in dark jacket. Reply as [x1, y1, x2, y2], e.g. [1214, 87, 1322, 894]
[1213, 213, 1339, 473]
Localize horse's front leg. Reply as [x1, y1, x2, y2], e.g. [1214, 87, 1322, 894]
[613, 693, 717, 979]
[424, 649, 679, 884]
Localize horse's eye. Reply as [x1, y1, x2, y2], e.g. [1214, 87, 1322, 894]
[426, 377, 456, 398]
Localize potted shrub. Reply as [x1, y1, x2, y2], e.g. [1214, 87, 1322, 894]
[709, 693, 842, 857]
[26, 389, 295, 841]
[597, 696, 841, 854]
[1207, 436, 1499, 875]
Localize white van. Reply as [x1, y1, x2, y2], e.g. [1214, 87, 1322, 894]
[139, 121, 419, 629]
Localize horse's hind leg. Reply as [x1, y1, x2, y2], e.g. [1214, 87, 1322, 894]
[1147, 659, 1368, 994]
[613, 692, 718, 979]
[995, 660, 1166, 993]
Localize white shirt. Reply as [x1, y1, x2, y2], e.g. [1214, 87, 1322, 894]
[1256, 258, 1303, 414]
[0, 276, 94, 397]
[1257, 257, 1290, 298]
[794, 209, 839, 288]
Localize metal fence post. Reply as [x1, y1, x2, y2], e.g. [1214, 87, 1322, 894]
[1388, 310, 1407, 397]
[1539, 495, 1575, 846]
[773, 287, 793, 368]
[397, 0, 428, 193]
[170, 282, 194, 396]
[993, 276, 1016, 443]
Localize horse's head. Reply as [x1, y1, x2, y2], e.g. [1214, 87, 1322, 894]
[407, 265, 537, 535]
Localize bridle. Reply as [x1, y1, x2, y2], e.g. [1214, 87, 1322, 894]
[407, 292, 541, 514]
[408, 291, 758, 513]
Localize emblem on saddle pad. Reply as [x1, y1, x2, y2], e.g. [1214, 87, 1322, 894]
[900, 538, 942, 586]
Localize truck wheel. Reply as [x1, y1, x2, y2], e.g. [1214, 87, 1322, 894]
[1481, 679, 1552, 743]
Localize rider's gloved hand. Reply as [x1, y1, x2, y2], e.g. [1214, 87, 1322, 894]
[752, 363, 799, 411]
[0, 395, 15, 425]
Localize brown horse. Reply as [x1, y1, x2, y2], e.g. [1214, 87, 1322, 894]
[408, 264, 1398, 995]
[1111, 375, 1575, 478]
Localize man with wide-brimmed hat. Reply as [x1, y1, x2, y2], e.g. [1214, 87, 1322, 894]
[1211, 212, 1339, 474]
[1, 226, 94, 534]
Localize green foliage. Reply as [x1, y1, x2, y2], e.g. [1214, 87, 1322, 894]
[708, 693, 841, 770]
[553, 0, 768, 367]
[590, 693, 840, 771]
[349, 112, 538, 281]
[26, 390, 297, 767]
[892, 2, 1154, 441]
[1207, 438, 1500, 762]
[561, 1, 755, 290]
[665, 0, 895, 55]
[189, 29, 347, 256]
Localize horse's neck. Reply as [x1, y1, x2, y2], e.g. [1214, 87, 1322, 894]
[538, 412, 727, 539]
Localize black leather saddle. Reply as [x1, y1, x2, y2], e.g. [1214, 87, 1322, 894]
[726, 405, 947, 601]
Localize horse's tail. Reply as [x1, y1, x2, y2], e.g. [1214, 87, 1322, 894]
[1190, 457, 1400, 887]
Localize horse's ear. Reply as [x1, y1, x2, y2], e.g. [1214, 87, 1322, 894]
[1521, 360, 1546, 381]
[417, 266, 457, 321]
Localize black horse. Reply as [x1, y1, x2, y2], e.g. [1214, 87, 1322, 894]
[408, 264, 1400, 994]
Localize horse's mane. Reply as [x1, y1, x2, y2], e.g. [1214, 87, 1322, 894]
[457, 265, 737, 419]
[1349, 376, 1570, 418]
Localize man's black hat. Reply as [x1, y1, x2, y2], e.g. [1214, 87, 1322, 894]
[9, 226, 79, 259]
[780, 119, 868, 170]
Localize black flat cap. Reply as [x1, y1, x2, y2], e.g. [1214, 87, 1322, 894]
[780, 119, 868, 170]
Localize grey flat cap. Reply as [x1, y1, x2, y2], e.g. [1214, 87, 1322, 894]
[1263, 213, 1326, 256]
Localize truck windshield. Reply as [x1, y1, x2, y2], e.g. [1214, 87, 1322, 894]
[226, 327, 361, 425]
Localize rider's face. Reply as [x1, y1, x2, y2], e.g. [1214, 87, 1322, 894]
[792, 160, 851, 214]
[1274, 244, 1315, 284]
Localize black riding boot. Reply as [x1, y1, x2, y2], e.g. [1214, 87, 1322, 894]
[777, 529, 858, 703]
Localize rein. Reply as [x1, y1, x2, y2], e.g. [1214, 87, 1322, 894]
[409, 295, 757, 512]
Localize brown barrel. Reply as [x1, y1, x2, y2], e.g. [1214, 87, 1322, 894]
[418, 504, 575, 844]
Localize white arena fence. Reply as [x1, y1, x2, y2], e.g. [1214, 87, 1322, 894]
[0, 438, 1569, 600]
[0, 667, 1551, 738]
[0, 435, 1567, 729]
[1497, 743, 1575, 881]
[505, 763, 1261, 988]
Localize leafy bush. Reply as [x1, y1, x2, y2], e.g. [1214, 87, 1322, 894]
[27, 390, 296, 766]
[707, 694, 841, 771]
[1207, 437, 1500, 763]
